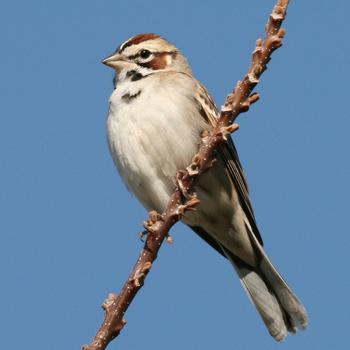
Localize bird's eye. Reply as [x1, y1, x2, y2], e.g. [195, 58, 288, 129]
[139, 49, 151, 59]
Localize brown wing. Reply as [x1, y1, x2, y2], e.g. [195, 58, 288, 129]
[195, 81, 264, 246]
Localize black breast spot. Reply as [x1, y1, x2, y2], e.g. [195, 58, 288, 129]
[121, 90, 142, 103]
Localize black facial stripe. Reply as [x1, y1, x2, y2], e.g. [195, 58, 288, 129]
[127, 53, 140, 60]
[125, 70, 150, 82]
[126, 70, 137, 77]
[127, 52, 153, 61]
[131, 72, 144, 81]
[127, 50, 177, 61]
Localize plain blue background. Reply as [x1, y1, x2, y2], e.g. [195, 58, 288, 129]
[1, 1, 349, 349]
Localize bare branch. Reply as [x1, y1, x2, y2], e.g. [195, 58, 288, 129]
[83, 1, 290, 349]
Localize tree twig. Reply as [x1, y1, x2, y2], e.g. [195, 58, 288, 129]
[83, 1, 290, 349]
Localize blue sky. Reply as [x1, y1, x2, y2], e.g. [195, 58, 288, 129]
[1, 1, 349, 349]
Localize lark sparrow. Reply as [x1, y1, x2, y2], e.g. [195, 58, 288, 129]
[103, 33, 308, 341]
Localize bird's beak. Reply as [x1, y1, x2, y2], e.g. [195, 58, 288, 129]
[102, 52, 127, 70]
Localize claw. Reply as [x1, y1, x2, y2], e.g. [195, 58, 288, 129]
[149, 210, 159, 223]
[143, 210, 162, 232]
[176, 170, 191, 199]
[180, 195, 200, 215]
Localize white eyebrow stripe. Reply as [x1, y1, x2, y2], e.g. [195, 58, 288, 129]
[119, 38, 131, 52]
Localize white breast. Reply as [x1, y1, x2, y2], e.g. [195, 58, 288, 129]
[107, 72, 208, 212]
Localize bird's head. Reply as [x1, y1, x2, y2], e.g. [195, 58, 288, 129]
[102, 33, 192, 80]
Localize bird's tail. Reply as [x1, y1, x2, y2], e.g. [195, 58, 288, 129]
[221, 234, 308, 341]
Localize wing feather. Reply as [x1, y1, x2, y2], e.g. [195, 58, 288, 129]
[195, 81, 264, 245]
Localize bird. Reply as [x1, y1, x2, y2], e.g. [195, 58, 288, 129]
[102, 33, 308, 341]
